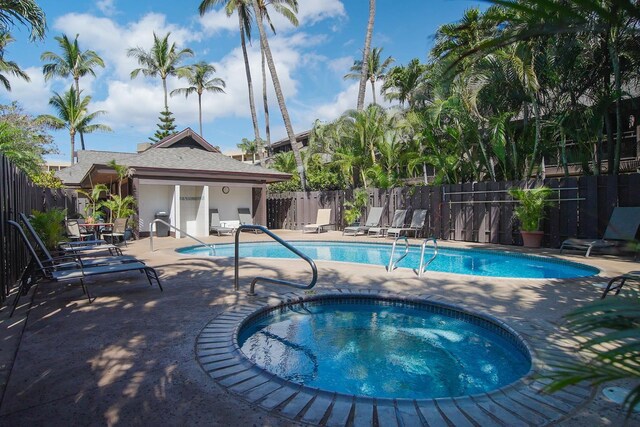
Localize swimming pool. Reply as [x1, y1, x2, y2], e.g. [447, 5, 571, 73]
[237, 295, 531, 399]
[177, 241, 598, 279]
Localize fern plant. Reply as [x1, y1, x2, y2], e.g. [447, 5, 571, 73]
[29, 208, 67, 251]
[508, 186, 555, 231]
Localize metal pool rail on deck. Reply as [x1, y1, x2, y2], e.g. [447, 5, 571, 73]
[149, 219, 216, 255]
[234, 225, 317, 296]
[418, 238, 438, 277]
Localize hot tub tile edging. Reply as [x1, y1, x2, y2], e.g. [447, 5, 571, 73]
[196, 291, 593, 427]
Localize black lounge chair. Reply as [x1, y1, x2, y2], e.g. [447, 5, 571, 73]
[560, 207, 640, 257]
[7, 219, 162, 316]
[601, 270, 640, 299]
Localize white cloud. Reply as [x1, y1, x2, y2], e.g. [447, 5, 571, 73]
[328, 56, 354, 74]
[97, 0, 117, 16]
[311, 81, 395, 123]
[199, 8, 238, 35]
[2, 67, 57, 114]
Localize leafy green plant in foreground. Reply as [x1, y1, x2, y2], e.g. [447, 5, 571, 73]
[29, 208, 67, 251]
[544, 292, 640, 416]
[509, 186, 555, 231]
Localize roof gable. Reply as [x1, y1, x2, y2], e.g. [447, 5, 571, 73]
[152, 128, 220, 152]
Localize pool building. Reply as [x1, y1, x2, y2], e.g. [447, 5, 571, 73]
[56, 128, 290, 238]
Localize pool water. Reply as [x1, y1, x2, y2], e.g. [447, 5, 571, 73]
[177, 241, 597, 279]
[239, 299, 531, 399]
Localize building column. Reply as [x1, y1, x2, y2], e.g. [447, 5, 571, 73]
[200, 185, 209, 236]
[252, 184, 267, 226]
[171, 184, 181, 238]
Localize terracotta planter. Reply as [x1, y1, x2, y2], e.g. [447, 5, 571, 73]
[520, 230, 544, 248]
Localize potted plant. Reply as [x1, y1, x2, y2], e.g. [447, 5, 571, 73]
[509, 186, 555, 248]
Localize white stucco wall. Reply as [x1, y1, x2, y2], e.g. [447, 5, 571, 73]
[138, 184, 173, 234]
[209, 186, 253, 226]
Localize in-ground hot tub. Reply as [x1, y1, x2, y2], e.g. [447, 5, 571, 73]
[236, 295, 532, 400]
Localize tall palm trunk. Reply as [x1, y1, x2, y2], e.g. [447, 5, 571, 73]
[70, 129, 76, 164]
[370, 78, 376, 105]
[262, 49, 271, 157]
[357, 0, 375, 111]
[252, 0, 304, 188]
[162, 77, 168, 111]
[198, 92, 203, 136]
[74, 76, 86, 151]
[610, 43, 622, 175]
[238, 12, 262, 158]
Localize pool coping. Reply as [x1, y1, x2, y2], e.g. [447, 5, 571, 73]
[196, 289, 594, 426]
[177, 240, 601, 280]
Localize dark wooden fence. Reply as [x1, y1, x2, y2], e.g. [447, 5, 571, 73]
[0, 155, 76, 304]
[267, 174, 640, 247]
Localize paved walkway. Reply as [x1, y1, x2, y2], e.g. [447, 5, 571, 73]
[0, 231, 638, 426]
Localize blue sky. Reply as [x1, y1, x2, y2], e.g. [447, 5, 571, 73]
[0, 0, 484, 161]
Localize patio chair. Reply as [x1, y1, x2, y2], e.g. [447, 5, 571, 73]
[387, 209, 428, 238]
[210, 209, 235, 236]
[20, 213, 134, 267]
[101, 218, 128, 246]
[560, 207, 640, 257]
[343, 207, 383, 236]
[7, 220, 162, 316]
[303, 209, 333, 233]
[601, 270, 640, 299]
[238, 208, 266, 233]
[367, 209, 407, 238]
[66, 219, 94, 241]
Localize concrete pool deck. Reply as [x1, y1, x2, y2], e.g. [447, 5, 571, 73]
[0, 230, 638, 426]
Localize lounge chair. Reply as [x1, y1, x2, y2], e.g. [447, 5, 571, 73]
[367, 209, 407, 238]
[210, 209, 235, 236]
[343, 207, 383, 236]
[20, 213, 134, 266]
[303, 209, 333, 233]
[560, 207, 640, 257]
[387, 209, 428, 238]
[7, 220, 162, 316]
[601, 270, 640, 298]
[238, 208, 265, 233]
[101, 217, 128, 246]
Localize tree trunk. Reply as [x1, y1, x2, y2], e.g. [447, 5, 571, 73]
[370, 79, 376, 105]
[238, 12, 262, 150]
[262, 48, 271, 157]
[198, 92, 203, 136]
[70, 130, 75, 164]
[252, 0, 305, 188]
[162, 77, 168, 111]
[526, 99, 541, 179]
[75, 77, 86, 151]
[357, 0, 375, 111]
[610, 43, 622, 175]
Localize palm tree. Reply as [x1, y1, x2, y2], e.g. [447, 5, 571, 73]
[171, 61, 226, 137]
[382, 59, 427, 108]
[199, 0, 263, 151]
[344, 46, 394, 105]
[0, 32, 29, 90]
[127, 32, 194, 112]
[41, 33, 105, 150]
[39, 87, 111, 164]
[0, 0, 46, 41]
[237, 137, 258, 163]
[250, 0, 305, 187]
[254, 0, 299, 157]
[356, 0, 376, 111]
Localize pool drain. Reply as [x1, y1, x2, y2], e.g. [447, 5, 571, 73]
[602, 386, 640, 412]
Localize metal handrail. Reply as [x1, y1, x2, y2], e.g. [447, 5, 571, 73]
[418, 237, 438, 277]
[149, 219, 216, 256]
[387, 236, 409, 272]
[234, 225, 317, 296]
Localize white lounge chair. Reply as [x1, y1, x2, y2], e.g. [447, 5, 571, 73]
[343, 207, 383, 236]
[560, 207, 640, 257]
[303, 209, 333, 233]
[367, 209, 407, 238]
[210, 209, 235, 236]
[387, 209, 428, 238]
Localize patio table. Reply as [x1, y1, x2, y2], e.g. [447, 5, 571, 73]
[82, 222, 114, 240]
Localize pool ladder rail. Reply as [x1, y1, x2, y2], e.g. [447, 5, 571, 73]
[149, 218, 216, 256]
[386, 236, 438, 277]
[234, 225, 318, 296]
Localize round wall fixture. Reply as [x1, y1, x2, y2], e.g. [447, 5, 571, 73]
[222, 186, 230, 194]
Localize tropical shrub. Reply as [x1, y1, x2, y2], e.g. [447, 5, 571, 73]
[508, 186, 554, 231]
[29, 208, 67, 251]
[343, 188, 368, 225]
